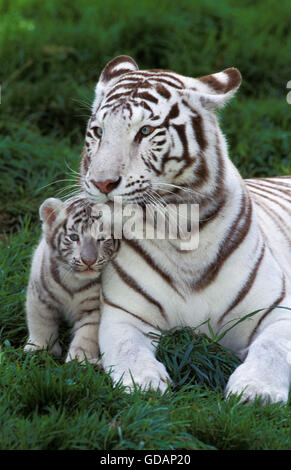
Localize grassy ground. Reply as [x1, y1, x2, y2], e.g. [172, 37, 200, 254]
[0, 0, 291, 450]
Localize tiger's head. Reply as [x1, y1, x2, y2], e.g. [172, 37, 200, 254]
[39, 196, 119, 278]
[80, 55, 241, 212]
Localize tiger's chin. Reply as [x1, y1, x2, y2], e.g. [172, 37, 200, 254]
[72, 267, 101, 280]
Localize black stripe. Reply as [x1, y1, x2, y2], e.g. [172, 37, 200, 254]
[191, 115, 207, 152]
[246, 180, 291, 199]
[30, 281, 58, 316]
[172, 123, 189, 157]
[155, 83, 171, 99]
[149, 71, 184, 87]
[39, 254, 62, 307]
[247, 275, 287, 345]
[50, 256, 73, 296]
[255, 177, 291, 188]
[74, 277, 101, 294]
[111, 260, 168, 323]
[105, 91, 131, 103]
[218, 242, 266, 326]
[79, 296, 100, 305]
[162, 103, 180, 127]
[124, 239, 185, 299]
[73, 321, 100, 333]
[248, 186, 291, 214]
[193, 190, 253, 290]
[103, 295, 157, 329]
[134, 91, 158, 104]
[253, 197, 291, 246]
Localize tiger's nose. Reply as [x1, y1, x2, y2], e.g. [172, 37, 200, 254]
[90, 177, 121, 194]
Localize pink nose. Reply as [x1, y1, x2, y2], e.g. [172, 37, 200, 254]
[91, 178, 121, 194]
[81, 256, 96, 266]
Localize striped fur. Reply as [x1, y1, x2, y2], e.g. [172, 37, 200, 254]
[24, 195, 119, 363]
[81, 56, 291, 403]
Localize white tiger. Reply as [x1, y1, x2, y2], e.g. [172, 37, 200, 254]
[24, 195, 119, 363]
[80, 56, 291, 404]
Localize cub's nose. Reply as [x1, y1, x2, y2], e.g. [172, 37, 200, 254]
[81, 239, 97, 266]
[81, 255, 97, 267]
[90, 177, 121, 194]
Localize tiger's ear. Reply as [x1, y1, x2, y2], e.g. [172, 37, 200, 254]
[99, 55, 138, 86]
[39, 198, 63, 226]
[189, 68, 242, 110]
[93, 56, 138, 110]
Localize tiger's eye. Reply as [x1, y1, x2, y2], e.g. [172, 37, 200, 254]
[140, 126, 153, 136]
[92, 126, 103, 138]
[69, 234, 79, 241]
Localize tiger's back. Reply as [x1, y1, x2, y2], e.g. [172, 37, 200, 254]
[246, 176, 291, 282]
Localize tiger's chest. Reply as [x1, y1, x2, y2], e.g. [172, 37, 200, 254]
[46, 272, 101, 323]
[102, 239, 235, 322]
[102, 231, 287, 355]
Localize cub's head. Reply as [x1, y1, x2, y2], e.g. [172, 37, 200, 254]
[81, 55, 241, 207]
[40, 196, 119, 278]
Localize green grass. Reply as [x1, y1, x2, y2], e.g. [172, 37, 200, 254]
[1, 0, 291, 450]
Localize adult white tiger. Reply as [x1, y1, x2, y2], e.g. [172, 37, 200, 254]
[80, 56, 291, 404]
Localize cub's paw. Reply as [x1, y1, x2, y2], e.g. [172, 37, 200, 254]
[65, 347, 99, 364]
[110, 358, 171, 394]
[225, 364, 288, 405]
[24, 341, 62, 357]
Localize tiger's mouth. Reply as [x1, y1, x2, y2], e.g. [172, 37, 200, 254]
[73, 267, 102, 279]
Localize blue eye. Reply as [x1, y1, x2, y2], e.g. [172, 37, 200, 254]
[140, 126, 154, 136]
[92, 126, 103, 138]
[69, 234, 79, 241]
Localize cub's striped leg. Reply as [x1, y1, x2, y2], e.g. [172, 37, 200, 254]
[66, 311, 100, 364]
[99, 302, 171, 393]
[24, 282, 61, 357]
[226, 315, 291, 404]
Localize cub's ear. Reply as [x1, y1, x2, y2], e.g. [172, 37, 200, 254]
[111, 238, 120, 255]
[93, 56, 138, 110]
[104, 238, 120, 258]
[187, 68, 242, 110]
[39, 198, 63, 226]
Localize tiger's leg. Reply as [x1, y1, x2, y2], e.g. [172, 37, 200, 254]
[65, 311, 100, 363]
[24, 284, 61, 357]
[99, 303, 171, 393]
[226, 317, 291, 404]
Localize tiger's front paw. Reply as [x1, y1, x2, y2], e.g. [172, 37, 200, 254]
[110, 358, 171, 394]
[24, 340, 62, 357]
[225, 363, 289, 405]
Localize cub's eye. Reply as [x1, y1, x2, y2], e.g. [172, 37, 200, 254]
[97, 236, 105, 241]
[140, 126, 154, 137]
[69, 234, 79, 242]
[92, 126, 103, 138]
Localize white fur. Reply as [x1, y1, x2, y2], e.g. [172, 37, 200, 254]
[81, 57, 291, 403]
[25, 196, 118, 364]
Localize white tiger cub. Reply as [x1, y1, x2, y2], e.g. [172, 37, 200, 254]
[24, 195, 119, 363]
[80, 56, 291, 404]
